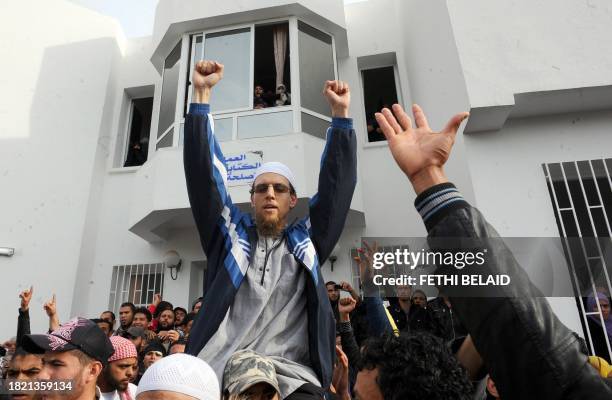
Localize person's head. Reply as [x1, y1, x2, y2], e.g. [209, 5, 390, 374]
[122, 326, 146, 352]
[158, 309, 175, 330]
[183, 313, 195, 336]
[6, 348, 43, 400]
[276, 84, 286, 94]
[142, 342, 167, 370]
[250, 162, 297, 237]
[100, 336, 138, 393]
[255, 85, 264, 97]
[411, 290, 427, 307]
[223, 350, 281, 400]
[119, 302, 136, 329]
[355, 333, 472, 400]
[326, 281, 340, 302]
[174, 307, 187, 326]
[589, 293, 611, 320]
[133, 307, 153, 329]
[100, 311, 116, 329]
[396, 285, 412, 301]
[191, 297, 203, 312]
[154, 301, 174, 319]
[22, 318, 114, 400]
[91, 318, 113, 337]
[169, 340, 187, 355]
[136, 353, 219, 400]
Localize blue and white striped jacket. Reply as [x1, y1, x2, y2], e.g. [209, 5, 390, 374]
[183, 103, 357, 389]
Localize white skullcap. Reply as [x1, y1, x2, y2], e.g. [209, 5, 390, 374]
[136, 354, 219, 400]
[253, 162, 297, 192]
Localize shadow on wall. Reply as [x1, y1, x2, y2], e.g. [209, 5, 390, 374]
[0, 37, 121, 339]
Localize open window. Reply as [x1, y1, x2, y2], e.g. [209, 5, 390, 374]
[124, 97, 153, 167]
[362, 65, 400, 143]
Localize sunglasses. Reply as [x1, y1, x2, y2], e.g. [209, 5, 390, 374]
[250, 183, 291, 195]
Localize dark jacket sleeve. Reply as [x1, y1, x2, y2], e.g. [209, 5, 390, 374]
[416, 182, 612, 400]
[308, 118, 357, 264]
[184, 103, 245, 289]
[338, 321, 361, 368]
[16, 308, 31, 348]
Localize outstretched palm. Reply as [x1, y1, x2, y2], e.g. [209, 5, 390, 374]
[375, 104, 468, 184]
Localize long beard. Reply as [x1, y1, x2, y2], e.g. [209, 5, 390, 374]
[256, 213, 284, 237]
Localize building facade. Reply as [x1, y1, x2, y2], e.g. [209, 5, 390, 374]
[2, 0, 611, 360]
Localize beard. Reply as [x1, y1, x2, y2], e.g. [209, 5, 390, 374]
[104, 367, 129, 392]
[255, 212, 284, 237]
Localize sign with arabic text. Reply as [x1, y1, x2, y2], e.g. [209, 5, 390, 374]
[225, 151, 263, 187]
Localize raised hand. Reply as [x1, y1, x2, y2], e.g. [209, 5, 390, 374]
[338, 297, 357, 315]
[43, 294, 57, 317]
[153, 293, 162, 307]
[192, 60, 224, 103]
[19, 286, 33, 311]
[323, 80, 350, 118]
[375, 104, 469, 194]
[331, 345, 351, 400]
[354, 240, 379, 285]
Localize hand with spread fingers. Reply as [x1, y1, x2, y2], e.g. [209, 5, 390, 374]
[375, 104, 469, 194]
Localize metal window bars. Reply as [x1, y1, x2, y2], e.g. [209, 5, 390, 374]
[108, 263, 166, 314]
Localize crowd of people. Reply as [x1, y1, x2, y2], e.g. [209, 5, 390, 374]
[2, 59, 612, 399]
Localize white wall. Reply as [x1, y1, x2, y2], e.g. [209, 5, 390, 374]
[0, 0, 124, 340]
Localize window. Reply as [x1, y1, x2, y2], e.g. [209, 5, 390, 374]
[157, 41, 182, 149]
[361, 65, 400, 143]
[108, 263, 165, 311]
[543, 158, 612, 361]
[298, 21, 335, 117]
[123, 97, 153, 167]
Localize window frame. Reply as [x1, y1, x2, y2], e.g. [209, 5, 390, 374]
[157, 16, 339, 149]
[359, 62, 404, 148]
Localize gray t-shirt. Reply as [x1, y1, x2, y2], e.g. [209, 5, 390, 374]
[198, 235, 320, 398]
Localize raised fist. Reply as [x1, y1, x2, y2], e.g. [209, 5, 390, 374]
[338, 297, 357, 315]
[193, 60, 224, 90]
[323, 80, 350, 118]
[19, 286, 33, 311]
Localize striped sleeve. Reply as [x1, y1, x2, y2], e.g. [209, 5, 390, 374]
[414, 182, 470, 231]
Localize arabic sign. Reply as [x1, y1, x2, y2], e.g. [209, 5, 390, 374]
[225, 151, 263, 186]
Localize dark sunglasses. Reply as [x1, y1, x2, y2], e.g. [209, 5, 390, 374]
[250, 183, 291, 194]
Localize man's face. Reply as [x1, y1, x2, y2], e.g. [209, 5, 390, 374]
[132, 313, 149, 329]
[396, 285, 412, 300]
[250, 173, 296, 235]
[103, 357, 137, 392]
[158, 310, 175, 329]
[3, 340, 16, 354]
[412, 292, 427, 307]
[6, 353, 43, 400]
[239, 382, 279, 400]
[255, 86, 264, 96]
[326, 284, 340, 302]
[354, 368, 384, 400]
[174, 309, 186, 325]
[97, 322, 111, 336]
[193, 302, 202, 314]
[100, 312, 115, 328]
[37, 350, 101, 400]
[143, 351, 163, 369]
[169, 343, 185, 355]
[601, 300, 611, 320]
[119, 307, 134, 328]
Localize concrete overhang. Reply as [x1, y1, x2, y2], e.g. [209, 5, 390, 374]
[128, 134, 364, 243]
[464, 85, 612, 134]
[151, 0, 349, 73]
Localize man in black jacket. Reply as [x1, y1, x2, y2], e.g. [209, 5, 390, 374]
[352, 103, 612, 399]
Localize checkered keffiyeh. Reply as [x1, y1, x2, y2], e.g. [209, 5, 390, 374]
[108, 336, 137, 362]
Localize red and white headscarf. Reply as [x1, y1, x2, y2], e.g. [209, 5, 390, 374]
[108, 336, 138, 400]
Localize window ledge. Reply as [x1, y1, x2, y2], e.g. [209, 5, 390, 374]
[109, 166, 141, 174]
[363, 140, 389, 149]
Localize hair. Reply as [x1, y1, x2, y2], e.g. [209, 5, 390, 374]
[174, 307, 187, 315]
[134, 307, 152, 322]
[325, 281, 337, 287]
[154, 301, 174, 319]
[119, 302, 136, 313]
[359, 332, 472, 400]
[101, 311, 116, 321]
[90, 318, 112, 331]
[69, 349, 96, 368]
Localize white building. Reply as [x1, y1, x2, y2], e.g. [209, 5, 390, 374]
[1, 0, 611, 359]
